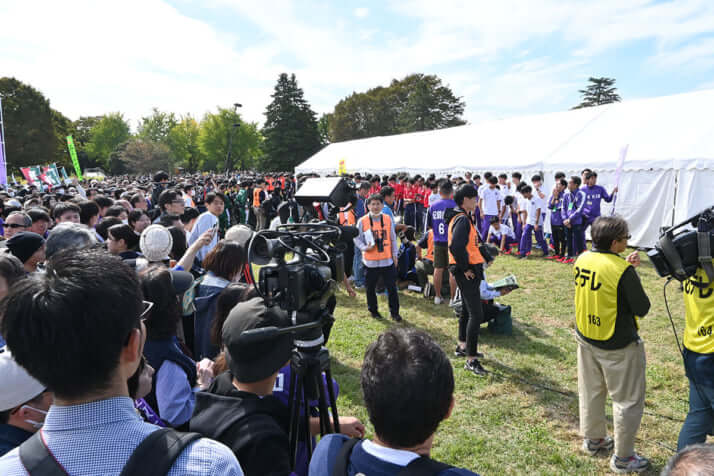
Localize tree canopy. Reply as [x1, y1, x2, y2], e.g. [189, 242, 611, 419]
[0, 77, 56, 169]
[85, 113, 131, 170]
[198, 107, 263, 172]
[262, 73, 322, 171]
[572, 77, 621, 109]
[328, 73, 466, 142]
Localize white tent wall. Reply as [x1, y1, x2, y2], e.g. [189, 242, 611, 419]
[296, 89, 714, 248]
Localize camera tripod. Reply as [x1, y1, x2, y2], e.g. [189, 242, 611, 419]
[286, 345, 341, 470]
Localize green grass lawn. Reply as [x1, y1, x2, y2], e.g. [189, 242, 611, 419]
[326, 250, 690, 475]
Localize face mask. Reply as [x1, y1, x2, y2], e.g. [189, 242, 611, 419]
[122, 219, 128, 225]
[22, 405, 48, 430]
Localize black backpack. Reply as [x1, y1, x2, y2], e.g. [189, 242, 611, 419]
[333, 438, 454, 476]
[18, 428, 201, 476]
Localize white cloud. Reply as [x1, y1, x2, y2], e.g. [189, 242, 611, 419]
[2, 0, 714, 131]
[354, 7, 369, 18]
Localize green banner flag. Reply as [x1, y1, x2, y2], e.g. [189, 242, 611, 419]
[66, 135, 82, 180]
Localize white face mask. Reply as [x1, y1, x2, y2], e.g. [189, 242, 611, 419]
[122, 219, 128, 225]
[22, 404, 48, 430]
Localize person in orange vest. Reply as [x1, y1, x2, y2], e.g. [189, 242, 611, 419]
[448, 183, 487, 376]
[354, 193, 402, 321]
[415, 229, 436, 295]
[252, 178, 267, 230]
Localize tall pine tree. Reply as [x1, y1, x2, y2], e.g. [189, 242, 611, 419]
[262, 73, 321, 171]
[572, 77, 621, 109]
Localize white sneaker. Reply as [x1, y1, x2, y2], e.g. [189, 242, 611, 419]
[609, 453, 649, 474]
[434, 296, 443, 305]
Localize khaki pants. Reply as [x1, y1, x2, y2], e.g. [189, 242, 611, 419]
[253, 206, 266, 231]
[576, 335, 646, 458]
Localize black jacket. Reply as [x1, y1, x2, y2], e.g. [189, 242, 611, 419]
[190, 372, 292, 476]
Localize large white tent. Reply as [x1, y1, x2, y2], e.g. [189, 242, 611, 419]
[296, 89, 714, 247]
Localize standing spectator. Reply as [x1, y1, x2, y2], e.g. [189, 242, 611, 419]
[188, 192, 224, 263]
[308, 328, 481, 476]
[479, 176, 502, 241]
[562, 176, 587, 264]
[0, 350, 51, 457]
[26, 209, 50, 237]
[3, 212, 31, 240]
[547, 178, 568, 260]
[580, 171, 617, 248]
[0, 249, 242, 475]
[5, 233, 45, 273]
[107, 224, 141, 260]
[426, 180, 457, 305]
[252, 179, 267, 231]
[354, 194, 401, 322]
[449, 184, 487, 376]
[52, 202, 81, 224]
[128, 209, 152, 235]
[193, 240, 245, 360]
[574, 216, 650, 473]
[352, 183, 371, 289]
[518, 185, 549, 259]
[154, 190, 185, 225]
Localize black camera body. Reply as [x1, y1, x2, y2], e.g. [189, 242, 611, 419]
[648, 206, 714, 285]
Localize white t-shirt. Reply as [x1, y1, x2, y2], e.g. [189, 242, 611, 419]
[489, 223, 515, 240]
[481, 187, 501, 215]
[500, 182, 513, 197]
[428, 192, 440, 207]
[526, 197, 543, 226]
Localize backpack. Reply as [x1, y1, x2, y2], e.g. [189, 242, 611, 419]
[333, 438, 454, 476]
[18, 428, 201, 476]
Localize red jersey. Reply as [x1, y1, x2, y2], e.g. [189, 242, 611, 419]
[369, 184, 381, 195]
[403, 184, 416, 202]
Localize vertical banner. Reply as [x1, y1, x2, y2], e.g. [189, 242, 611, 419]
[611, 144, 628, 215]
[66, 135, 83, 180]
[338, 158, 346, 175]
[0, 97, 8, 186]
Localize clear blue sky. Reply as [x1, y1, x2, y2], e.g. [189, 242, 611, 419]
[2, 0, 714, 129]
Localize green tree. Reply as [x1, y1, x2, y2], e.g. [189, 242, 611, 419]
[71, 116, 103, 168]
[198, 107, 263, 172]
[262, 73, 322, 171]
[318, 113, 332, 145]
[85, 113, 131, 169]
[0, 77, 55, 169]
[329, 74, 465, 142]
[137, 108, 178, 144]
[169, 115, 203, 172]
[572, 77, 621, 109]
[115, 138, 171, 175]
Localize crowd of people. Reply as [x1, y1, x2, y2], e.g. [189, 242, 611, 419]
[0, 168, 710, 475]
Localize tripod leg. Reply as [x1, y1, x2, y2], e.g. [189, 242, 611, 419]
[324, 366, 341, 434]
[288, 368, 302, 471]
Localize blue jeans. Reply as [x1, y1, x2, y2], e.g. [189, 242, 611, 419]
[352, 248, 365, 287]
[677, 379, 714, 450]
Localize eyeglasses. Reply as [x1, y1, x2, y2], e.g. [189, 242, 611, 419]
[140, 300, 154, 321]
[6, 223, 28, 229]
[171, 199, 185, 205]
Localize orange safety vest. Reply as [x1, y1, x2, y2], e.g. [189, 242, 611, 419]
[266, 177, 275, 191]
[338, 209, 356, 226]
[425, 230, 434, 261]
[448, 212, 484, 265]
[279, 176, 286, 189]
[253, 187, 263, 207]
[361, 213, 393, 262]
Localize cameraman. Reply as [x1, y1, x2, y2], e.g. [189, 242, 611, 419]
[676, 248, 714, 450]
[190, 297, 293, 476]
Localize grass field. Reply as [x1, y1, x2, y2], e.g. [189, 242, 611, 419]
[325, 250, 691, 475]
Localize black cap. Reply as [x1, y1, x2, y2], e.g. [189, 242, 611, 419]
[222, 297, 292, 383]
[6, 232, 45, 263]
[168, 269, 194, 294]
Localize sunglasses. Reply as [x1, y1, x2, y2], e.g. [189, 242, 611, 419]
[6, 223, 28, 229]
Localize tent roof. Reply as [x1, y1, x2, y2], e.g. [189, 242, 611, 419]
[296, 88, 714, 175]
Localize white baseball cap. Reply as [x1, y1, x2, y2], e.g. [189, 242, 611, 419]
[0, 347, 45, 412]
[140, 225, 173, 262]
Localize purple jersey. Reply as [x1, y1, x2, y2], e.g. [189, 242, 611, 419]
[561, 189, 586, 225]
[548, 193, 564, 226]
[427, 198, 456, 243]
[581, 185, 613, 219]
